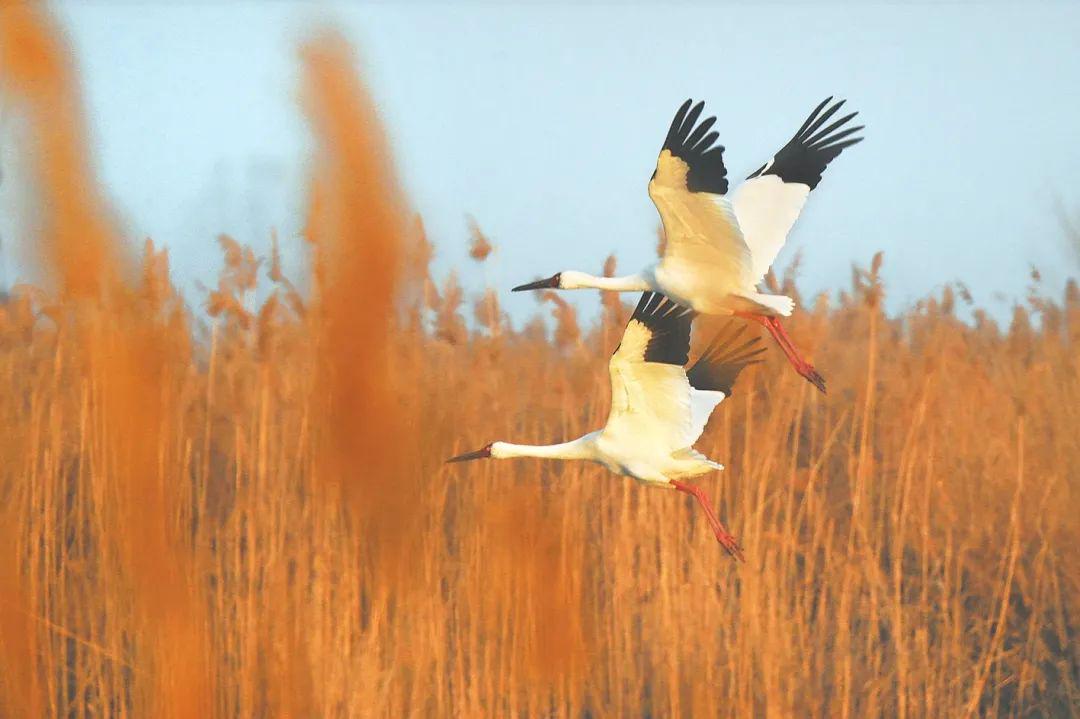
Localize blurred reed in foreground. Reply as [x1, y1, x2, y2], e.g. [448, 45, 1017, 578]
[0, 5, 1077, 717]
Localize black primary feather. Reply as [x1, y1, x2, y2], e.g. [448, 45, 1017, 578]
[747, 97, 864, 190]
[659, 99, 729, 195]
[621, 292, 696, 367]
[687, 322, 766, 395]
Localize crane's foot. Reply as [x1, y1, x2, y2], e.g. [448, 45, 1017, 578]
[799, 363, 827, 395]
[711, 526, 746, 563]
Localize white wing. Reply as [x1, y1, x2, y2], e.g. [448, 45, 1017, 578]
[648, 100, 753, 290]
[683, 321, 766, 444]
[604, 293, 695, 453]
[731, 176, 810, 286]
[733, 97, 864, 285]
[687, 389, 726, 445]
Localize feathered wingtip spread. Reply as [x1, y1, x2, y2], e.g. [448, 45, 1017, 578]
[687, 321, 766, 394]
[629, 291, 695, 324]
[660, 99, 729, 195]
[749, 96, 865, 189]
[624, 292, 696, 366]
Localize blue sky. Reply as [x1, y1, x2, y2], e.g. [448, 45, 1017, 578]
[3, 2, 1079, 322]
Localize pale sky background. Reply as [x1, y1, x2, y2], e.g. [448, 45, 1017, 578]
[2, 1, 1080, 323]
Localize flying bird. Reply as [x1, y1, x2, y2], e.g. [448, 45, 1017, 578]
[512, 97, 864, 394]
[447, 292, 764, 560]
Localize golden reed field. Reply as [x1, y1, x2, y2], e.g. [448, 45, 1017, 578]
[0, 6, 1077, 718]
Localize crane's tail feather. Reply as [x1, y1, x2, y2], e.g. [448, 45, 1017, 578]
[747, 293, 795, 317]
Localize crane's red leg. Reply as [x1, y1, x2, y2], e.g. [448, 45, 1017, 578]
[670, 480, 745, 562]
[734, 312, 826, 394]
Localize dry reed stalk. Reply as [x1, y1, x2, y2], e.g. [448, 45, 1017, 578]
[467, 215, 494, 263]
[1, 6, 212, 716]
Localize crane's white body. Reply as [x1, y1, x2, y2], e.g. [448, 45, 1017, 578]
[553, 163, 808, 317]
[649, 155, 802, 317]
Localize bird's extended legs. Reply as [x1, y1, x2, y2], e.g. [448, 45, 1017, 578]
[734, 312, 826, 394]
[670, 479, 745, 562]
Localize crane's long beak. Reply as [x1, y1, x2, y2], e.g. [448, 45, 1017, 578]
[446, 445, 492, 463]
[511, 274, 559, 292]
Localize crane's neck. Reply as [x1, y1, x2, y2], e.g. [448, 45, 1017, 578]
[492, 435, 596, 461]
[562, 271, 651, 292]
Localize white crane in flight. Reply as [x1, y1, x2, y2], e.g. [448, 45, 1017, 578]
[447, 292, 764, 560]
[512, 97, 863, 394]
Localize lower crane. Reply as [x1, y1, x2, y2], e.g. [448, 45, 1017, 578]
[447, 292, 763, 561]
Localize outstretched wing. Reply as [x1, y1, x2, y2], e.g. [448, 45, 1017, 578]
[649, 99, 753, 289]
[733, 97, 864, 284]
[605, 292, 696, 451]
[684, 322, 766, 444]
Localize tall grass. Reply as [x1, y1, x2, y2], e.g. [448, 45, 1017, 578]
[0, 6, 1077, 717]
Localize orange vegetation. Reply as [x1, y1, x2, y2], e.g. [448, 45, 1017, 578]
[467, 215, 494, 262]
[0, 6, 1077, 718]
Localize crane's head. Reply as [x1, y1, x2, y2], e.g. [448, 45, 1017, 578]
[511, 272, 562, 292]
[511, 271, 595, 291]
[446, 441, 498, 463]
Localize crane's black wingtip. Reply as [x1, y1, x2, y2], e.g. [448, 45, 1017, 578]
[687, 321, 766, 395]
[750, 96, 865, 189]
[624, 292, 695, 367]
[659, 98, 729, 195]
